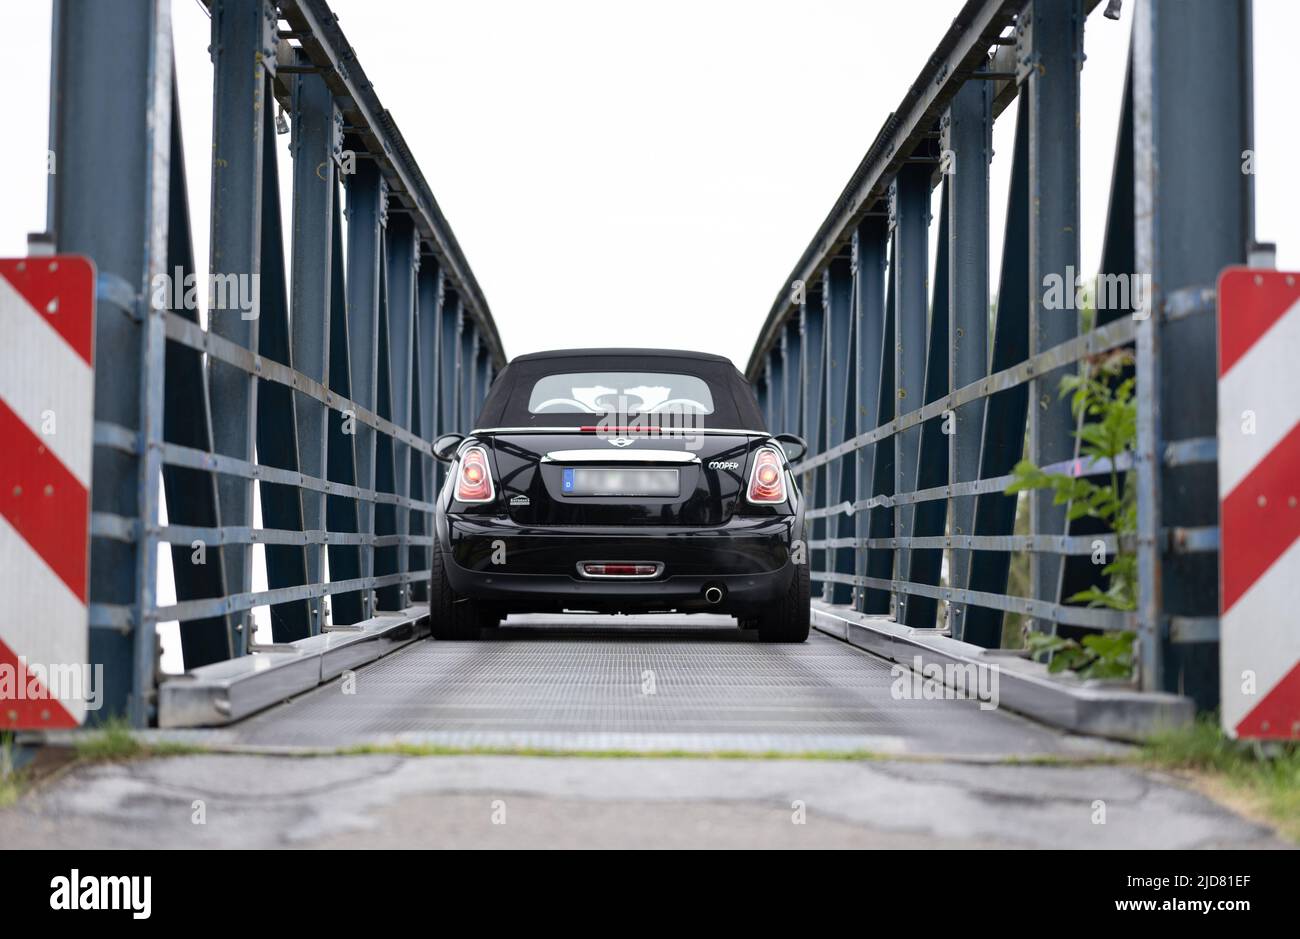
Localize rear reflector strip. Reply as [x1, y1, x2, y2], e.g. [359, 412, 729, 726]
[577, 562, 664, 579]
[579, 426, 661, 433]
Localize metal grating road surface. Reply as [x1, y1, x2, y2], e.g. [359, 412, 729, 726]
[201, 615, 1121, 757]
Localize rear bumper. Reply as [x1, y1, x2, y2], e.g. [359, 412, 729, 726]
[440, 514, 799, 615]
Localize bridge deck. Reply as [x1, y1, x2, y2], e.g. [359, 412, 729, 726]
[189, 615, 1119, 759]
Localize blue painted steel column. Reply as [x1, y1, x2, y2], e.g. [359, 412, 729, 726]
[414, 261, 441, 573]
[208, 0, 276, 655]
[781, 319, 802, 438]
[800, 295, 826, 581]
[459, 316, 476, 431]
[345, 159, 385, 619]
[379, 216, 417, 611]
[822, 259, 855, 604]
[477, 345, 492, 418]
[961, 94, 1031, 648]
[439, 289, 461, 436]
[890, 163, 931, 620]
[1024, 0, 1083, 621]
[943, 78, 991, 640]
[461, 326, 478, 430]
[52, 0, 173, 723]
[1132, 0, 1252, 701]
[325, 191, 363, 626]
[852, 216, 890, 614]
[289, 60, 337, 636]
[161, 79, 234, 667]
[253, 82, 311, 642]
[767, 355, 784, 433]
[902, 184, 951, 628]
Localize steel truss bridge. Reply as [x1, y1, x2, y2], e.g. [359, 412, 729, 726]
[17, 0, 1257, 746]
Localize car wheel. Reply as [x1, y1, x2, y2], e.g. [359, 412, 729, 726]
[429, 538, 483, 640]
[755, 562, 810, 642]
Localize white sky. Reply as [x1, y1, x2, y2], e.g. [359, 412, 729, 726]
[1, 0, 1296, 670]
[3, 0, 1297, 372]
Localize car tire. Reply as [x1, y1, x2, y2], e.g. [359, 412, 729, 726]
[429, 538, 483, 640]
[755, 562, 810, 643]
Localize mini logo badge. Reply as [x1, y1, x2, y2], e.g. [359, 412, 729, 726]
[708, 460, 739, 470]
[509, 494, 530, 506]
[607, 437, 635, 448]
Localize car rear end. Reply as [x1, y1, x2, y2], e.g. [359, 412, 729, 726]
[433, 349, 809, 640]
[442, 428, 801, 616]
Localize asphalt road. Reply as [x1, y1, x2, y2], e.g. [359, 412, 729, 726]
[1, 752, 1284, 849]
[1, 616, 1285, 848]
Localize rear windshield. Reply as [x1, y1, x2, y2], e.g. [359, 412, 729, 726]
[475, 354, 765, 430]
[527, 371, 715, 416]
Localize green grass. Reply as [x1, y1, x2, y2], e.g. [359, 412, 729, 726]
[0, 775, 18, 809]
[1141, 717, 1300, 841]
[72, 718, 146, 761]
[0, 720, 206, 808]
[0, 733, 19, 808]
[72, 719, 206, 761]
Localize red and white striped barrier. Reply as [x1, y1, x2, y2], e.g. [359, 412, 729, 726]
[1218, 267, 1300, 740]
[0, 256, 96, 728]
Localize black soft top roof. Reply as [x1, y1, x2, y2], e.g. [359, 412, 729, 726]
[509, 347, 736, 364]
[475, 349, 765, 429]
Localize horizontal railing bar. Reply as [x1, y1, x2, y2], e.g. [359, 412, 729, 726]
[1161, 284, 1216, 322]
[810, 524, 1220, 556]
[1166, 526, 1220, 554]
[812, 571, 1134, 631]
[154, 524, 433, 549]
[91, 511, 138, 543]
[159, 441, 436, 513]
[808, 533, 1121, 555]
[148, 571, 424, 623]
[804, 436, 1217, 521]
[1168, 616, 1220, 644]
[1163, 435, 1217, 467]
[806, 451, 1135, 519]
[163, 311, 430, 455]
[93, 420, 140, 455]
[88, 603, 134, 632]
[812, 521, 1222, 556]
[795, 316, 1137, 474]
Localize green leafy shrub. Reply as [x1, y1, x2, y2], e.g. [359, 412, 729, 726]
[1007, 349, 1137, 675]
[1024, 629, 1137, 680]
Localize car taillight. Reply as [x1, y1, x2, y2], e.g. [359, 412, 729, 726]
[747, 446, 787, 504]
[455, 446, 495, 503]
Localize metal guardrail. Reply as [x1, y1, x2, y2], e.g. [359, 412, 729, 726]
[747, 0, 1254, 706]
[46, 0, 503, 724]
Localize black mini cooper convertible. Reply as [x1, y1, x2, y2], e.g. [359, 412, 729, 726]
[430, 348, 809, 641]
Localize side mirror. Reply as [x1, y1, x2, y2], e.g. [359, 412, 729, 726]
[432, 433, 465, 463]
[774, 432, 807, 463]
